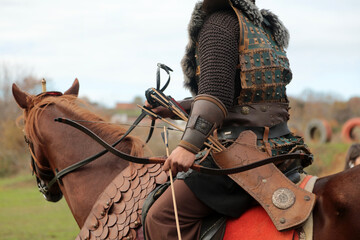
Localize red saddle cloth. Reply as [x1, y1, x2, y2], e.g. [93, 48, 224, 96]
[223, 175, 314, 240]
[223, 206, 299, 240]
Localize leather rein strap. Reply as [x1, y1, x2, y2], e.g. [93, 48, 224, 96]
[145, 63, 172, 143]
[54, 117, 312, 176]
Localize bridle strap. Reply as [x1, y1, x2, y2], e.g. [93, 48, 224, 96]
[27, 144, 55, 196]
[36, 91, 63, 97]
[28, 145, 52, 175]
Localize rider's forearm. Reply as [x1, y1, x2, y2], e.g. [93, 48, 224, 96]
[178, 94, 228, 153]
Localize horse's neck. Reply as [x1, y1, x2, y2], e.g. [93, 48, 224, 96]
[40, 107, 129, 227]
[312, 167, 360, 240]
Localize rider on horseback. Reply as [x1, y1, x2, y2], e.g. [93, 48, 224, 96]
[145, 0, 313, 239]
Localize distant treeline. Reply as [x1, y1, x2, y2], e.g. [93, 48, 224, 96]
[0, 65, 42, 177]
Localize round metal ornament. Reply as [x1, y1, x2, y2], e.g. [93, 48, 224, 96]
[272, 188, 296, 210]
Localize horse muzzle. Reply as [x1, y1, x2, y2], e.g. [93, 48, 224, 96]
[37, 177, 63, 202]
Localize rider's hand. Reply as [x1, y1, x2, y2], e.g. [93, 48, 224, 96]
[163, 146, 196, 176]
[144, 100, 174, 120]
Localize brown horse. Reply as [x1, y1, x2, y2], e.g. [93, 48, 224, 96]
[12, 80, 360, 240]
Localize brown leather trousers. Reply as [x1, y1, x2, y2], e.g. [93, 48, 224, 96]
[144, 180, 212, 240]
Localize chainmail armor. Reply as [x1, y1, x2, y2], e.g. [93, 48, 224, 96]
[197, 11, 239, 109]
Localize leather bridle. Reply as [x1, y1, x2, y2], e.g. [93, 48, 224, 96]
[25, 134, 63, 200]
[22, 91, 65, 198]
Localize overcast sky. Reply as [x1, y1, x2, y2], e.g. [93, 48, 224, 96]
[1, 0, 359, 107]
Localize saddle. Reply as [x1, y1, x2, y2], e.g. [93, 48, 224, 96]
[212, 131, 315, 231]
[199, 175, 318, 240]
[141, 170, 312, 240]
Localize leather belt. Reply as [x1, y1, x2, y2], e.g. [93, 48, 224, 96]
[217, 122, 290, 140]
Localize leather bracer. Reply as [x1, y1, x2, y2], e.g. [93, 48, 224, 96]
[179, 94, 228, 153]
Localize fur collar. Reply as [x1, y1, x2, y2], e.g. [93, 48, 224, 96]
[181, 0, 290, 95]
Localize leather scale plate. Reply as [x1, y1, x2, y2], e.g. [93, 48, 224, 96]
[212, 131, 315, 231]
[76, 163, 168, 240]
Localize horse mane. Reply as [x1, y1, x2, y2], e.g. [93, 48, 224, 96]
[24, 94, 145, 158]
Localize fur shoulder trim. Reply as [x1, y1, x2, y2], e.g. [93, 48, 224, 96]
[231, 0, 263, 26]
[230, 0, 290, 47]
[181, 2, 205, 95]
[261, 9, 290, 49]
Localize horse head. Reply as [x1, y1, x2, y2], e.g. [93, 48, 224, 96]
[12, 79, 79, 202]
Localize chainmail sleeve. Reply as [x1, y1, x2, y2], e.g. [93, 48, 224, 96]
[197, 11, 240, 109]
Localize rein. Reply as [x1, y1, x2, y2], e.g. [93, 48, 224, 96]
[55, 117, 312, 175]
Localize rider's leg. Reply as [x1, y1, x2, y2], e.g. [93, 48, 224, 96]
[144, 179, 212, 240]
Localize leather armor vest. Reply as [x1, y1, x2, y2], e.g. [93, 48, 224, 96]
[195, 6, 292, 106]
[233, 7, 292, 105]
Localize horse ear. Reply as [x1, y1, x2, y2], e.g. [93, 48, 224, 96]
[64, 78, 79, 96]
[12, 83, 31, 109]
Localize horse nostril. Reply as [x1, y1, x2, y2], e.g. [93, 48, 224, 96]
[44, 192, 63, 202]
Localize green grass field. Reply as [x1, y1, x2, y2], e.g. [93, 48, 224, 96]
[0, 173, 79, 240]
[307, 142, 351, 177]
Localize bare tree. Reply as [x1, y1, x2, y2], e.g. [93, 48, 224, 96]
[0, 64, 43, 176]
